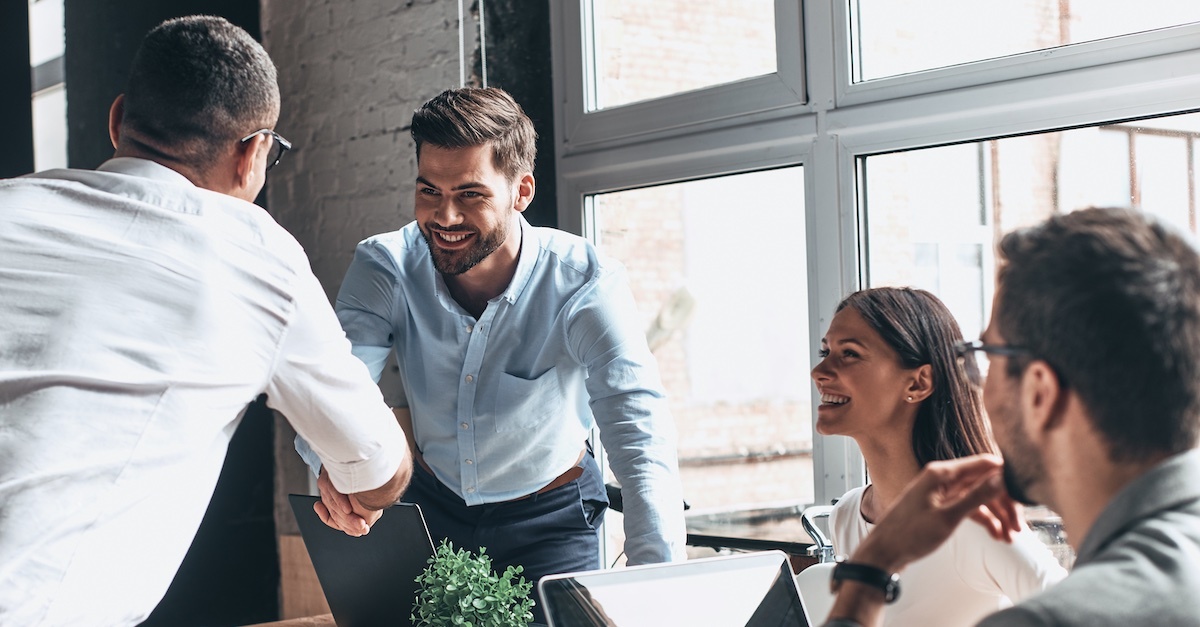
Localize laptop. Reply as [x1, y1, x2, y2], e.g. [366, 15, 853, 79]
[288, 494, 435, 627]
[538, 550, 811, 627]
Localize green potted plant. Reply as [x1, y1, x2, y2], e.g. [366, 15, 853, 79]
[411, 540, 536, 627]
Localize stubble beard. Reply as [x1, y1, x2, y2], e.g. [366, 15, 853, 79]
[999, 407, 1045, 506]
[421, 216, 510, 276]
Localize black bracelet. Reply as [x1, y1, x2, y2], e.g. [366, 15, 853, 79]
[830, 557, 901, 604]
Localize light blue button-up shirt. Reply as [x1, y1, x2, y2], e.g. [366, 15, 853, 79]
[299, 216, 687, 564]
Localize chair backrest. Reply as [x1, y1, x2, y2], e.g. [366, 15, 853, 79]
[794, 562, 836, 625]
[801, 505, 835, 563]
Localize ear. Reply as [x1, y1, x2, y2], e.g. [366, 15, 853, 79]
[1019, 360, 1067, 439]
[108, 94, 125, 149]
[905, 364, 934, 403]
[513, 172, 535, 213]
[233, 132, 264, 192]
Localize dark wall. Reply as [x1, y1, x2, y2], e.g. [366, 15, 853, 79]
[64, 0, 260, 169]
[62, 4, 279, 624]
[1, 0, 35, 178]
[478, 0, 557, 229]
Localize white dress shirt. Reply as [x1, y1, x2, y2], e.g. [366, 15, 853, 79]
[0, 158, 407, 626]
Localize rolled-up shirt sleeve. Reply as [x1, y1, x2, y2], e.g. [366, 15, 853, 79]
[267, 261, 407, 495]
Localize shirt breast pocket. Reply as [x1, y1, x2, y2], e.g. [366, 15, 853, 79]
[494, 367, 563, 432]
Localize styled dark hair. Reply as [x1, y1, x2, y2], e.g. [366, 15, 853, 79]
[996, 207, 1200, 462]
[121, 15, 279, 166]
[838, 287, 995, 466]
[410, 87, 537, 180]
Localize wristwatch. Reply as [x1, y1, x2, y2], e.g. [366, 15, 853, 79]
[830, 556, 901, 603]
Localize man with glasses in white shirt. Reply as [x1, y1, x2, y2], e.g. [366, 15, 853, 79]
[0, 16, 410, 626]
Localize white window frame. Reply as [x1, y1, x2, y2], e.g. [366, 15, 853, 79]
[551, 0, 1200, 518]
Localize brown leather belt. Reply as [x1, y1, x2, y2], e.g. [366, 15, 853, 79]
[414, 448, 586, 503]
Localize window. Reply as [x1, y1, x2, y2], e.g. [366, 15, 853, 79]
[586, 0, 778, 110]
[588, 169, 813, 557]
[851, 0, 1200, 82]
[29, 0, 67, 171]
[553, 1, 1200, 564]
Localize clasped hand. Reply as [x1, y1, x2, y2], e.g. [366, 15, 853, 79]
[314, 466, 380, 537]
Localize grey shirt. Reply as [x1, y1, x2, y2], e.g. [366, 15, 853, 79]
[979, 449, 1200, 627]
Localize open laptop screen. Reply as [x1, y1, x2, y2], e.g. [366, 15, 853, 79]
[538, 550, 809, 627]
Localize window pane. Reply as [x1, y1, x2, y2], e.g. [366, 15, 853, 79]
[587, 0, 777, 111]
[588, 167, 811, 558]
[861, 109, 1200, 568]
[28, 0, 64, 67]
[851, 0, 1200, 82]
[32, 85, 67, 171]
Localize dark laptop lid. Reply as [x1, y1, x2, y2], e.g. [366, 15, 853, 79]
[538, 550, 810, 627]
[289, 494, 435, 627]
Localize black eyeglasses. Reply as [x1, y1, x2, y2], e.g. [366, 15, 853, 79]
[954, 339, 1031, 375]
[239, 129, 293, 171]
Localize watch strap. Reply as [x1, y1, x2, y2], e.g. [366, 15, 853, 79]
[831, 559, 901, 603]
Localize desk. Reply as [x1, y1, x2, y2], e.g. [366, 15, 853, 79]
[244, 614, 333, 627]
[685, 504, 818, 573]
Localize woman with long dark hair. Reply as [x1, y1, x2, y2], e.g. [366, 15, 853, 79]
[811, 287, 1064, 627]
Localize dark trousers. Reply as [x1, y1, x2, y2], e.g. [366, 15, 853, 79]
[403, 450, 609, 624]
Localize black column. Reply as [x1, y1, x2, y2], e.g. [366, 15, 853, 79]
[1, 0, 35, 178]
[480, 0, 558, 229]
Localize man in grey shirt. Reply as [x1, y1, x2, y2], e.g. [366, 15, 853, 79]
[823, 207, 1200, 627]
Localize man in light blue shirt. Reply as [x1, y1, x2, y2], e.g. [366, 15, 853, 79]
[300, 88, 687, 614]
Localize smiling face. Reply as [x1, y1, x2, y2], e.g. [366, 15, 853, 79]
[811, 306, 922, 439]
[414, 143, 528, 277]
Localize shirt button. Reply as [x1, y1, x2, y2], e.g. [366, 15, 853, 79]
[466, 487, 476, 494]
[466, 325, 473, 333]
[465, 459, 473, 465]
[460, 422, 469, 430]
[465, 374, 474, 383]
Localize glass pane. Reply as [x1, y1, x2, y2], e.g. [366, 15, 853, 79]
[28, 0, 64, 67]
[861, 109, 1200, 568]
[587, 0, 777, 111]
[851, 0, 1200, 82]
[32, 85, 67, 171]
[588, 167, 811, 560]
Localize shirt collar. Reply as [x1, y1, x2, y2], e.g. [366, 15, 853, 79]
[1076, 448, 1200, 565]
[97, 157, 197, 187]
[499, 215, 538, 305]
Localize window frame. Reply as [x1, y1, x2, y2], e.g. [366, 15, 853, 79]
[551, 0, 1200, 529]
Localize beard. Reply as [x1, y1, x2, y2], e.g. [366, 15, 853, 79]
[1002, 460, 1039, 506]
[420, 217, 510, 276]
[998, 411, 1045, 506]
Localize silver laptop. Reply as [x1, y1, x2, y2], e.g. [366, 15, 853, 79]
[538, 550, 811, 627]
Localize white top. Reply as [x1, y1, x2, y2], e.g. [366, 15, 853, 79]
[0, 159, 408, 626]
[830, 485, 1067, 627]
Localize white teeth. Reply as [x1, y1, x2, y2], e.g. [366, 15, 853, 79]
[439, 232, 468, 242]
[821, 393, 849, 405]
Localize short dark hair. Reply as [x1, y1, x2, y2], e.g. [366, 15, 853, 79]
[121, 15, 279, 166]
[996, 207, 1200, 462]
[410, 87, 537, 181]
[838, 287, 995, 466]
